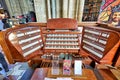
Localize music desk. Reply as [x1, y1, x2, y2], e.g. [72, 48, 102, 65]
[31, 68, 97, 80]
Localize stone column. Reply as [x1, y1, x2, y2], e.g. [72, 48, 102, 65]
[46, 0, 51, 19]
[8, 0, 22, 16]
[68, 0, 76, 18]
[77, 0, 85, 22]
[34, 0, 47, 22]
[27, 0, 34, 12]
[62, 0, 68, 18]
[56, 0, 61, 18]
[4, 0, 13, 17]
[51, 0, 56, 18]
[74, 0, 79, 19]
[19, 0, 26, 14]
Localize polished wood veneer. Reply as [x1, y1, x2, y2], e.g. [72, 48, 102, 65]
[31, 68, 97, 80]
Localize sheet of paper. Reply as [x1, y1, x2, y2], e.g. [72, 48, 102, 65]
[11, 70, 25, 75]
[44, 77, 73, 80]
[74, 60, 82, 75]
[44, 77, 56, 80]
[57, 77, 73, 80]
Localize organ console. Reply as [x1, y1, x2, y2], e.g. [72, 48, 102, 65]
[81, 26, 120, 65]
[0, 18, 119, 68]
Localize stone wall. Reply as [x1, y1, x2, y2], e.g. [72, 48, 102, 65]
[4, 0, 34, 17]
[34, 0, 85, 22]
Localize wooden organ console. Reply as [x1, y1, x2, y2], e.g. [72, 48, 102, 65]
[43, 18, 81, 54]
[0, 18, 119, 67]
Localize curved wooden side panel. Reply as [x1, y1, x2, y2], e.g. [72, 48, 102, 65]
[81, 26, 120, 64]
[0, 31, 15, 63]
[0, 23, 44, 63]
[100, 41, 120, 64]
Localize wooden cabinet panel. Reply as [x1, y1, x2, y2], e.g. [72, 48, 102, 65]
[81, 26, 120, 64]
[3, 25, 43, 62]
